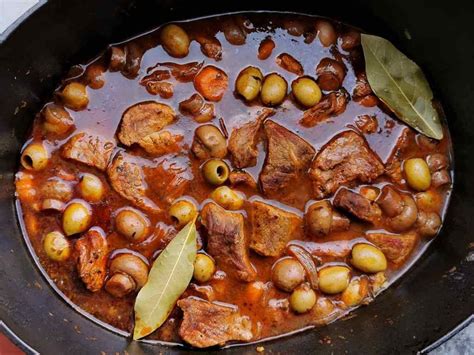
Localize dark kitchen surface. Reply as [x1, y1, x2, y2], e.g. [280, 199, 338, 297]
[0, 1, 473, 354]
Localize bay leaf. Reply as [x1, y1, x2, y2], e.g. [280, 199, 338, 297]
[133, 219, 197, 340]
[361, 34, 443, 140]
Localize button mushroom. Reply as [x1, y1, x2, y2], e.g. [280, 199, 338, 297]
[305, 200, 350, 237]
[105, 253, 149, 298]
[377, 186, 418, 232]
[316, 58, 346, 91]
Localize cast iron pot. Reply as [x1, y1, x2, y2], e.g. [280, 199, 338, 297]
[0, 1, 473, 353]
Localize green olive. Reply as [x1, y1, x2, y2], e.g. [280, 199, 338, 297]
[62, 200, 92, 236]
[210, 186, 244, 210]
[289, 283, 317, 314]
[79, 173, 104, 202]
[341, 277, 369, 307]
[61, 82, 89, 110]
[115, 208, 150, 242]
[21, 142, 49, 170]
[404, 158, 431, 191]
[43, 231, 71, 262]
[272, 258, 305, 292]
[261, 73, 288, 106]
[160, 24, 190, 58]
[193, 253, 216, 283]
[291, 77, 322, 107]
[42, 103, 74, 135]
[202, 159, 230, 185]
[318, 266, 351, 294]
[235, 66, 263, 101]
[351, 244, 387, 273]
[169, 199, 198, 227]
[195, 125, 227, 158]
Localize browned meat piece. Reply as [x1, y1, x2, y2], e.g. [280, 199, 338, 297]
[352, 72, 373, 99]
[138, 131, 183, 156]
[260, 120, 315, 196]
[107, 151, 160, 213]
[316, 58, 346, 91]
[250, 200, 302, 257]
[276, 53, 304, 75]
[309, 131, 384, 198]
[144, 81, 174, 98]
[300, 90, 348, 127]
[228, 108, 275, 169]
[140, 69, 171, 83]
[179, 94, 215, 123]
[145, 158, 192, 204]
[385, 128, 414, 184]
[157, 61, 204, 82]
[302, 240, 352, 259]
[75, 228, 108, 292]
[201, 203, 256, 282]
[355, 115, 378, 134]
[365, 232, 417, 265]
[229, 170, 257, 189]
[177, 297, 253, 348]
[333, 188, 381, 223]
[61, 132, 115, 171]
[195, 34, 222, 60]
[118, 101, 175, 146]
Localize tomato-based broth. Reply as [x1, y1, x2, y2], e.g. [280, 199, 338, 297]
[15, 13, 452, 348]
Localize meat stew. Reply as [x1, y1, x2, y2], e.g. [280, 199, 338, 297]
[15, 13, 452, 348]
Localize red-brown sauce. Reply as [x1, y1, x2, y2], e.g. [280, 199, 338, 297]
[15, 13, 453, 347]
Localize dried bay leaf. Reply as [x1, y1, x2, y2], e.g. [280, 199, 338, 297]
[133, 219, 197, 340]
[361, 34, 443, 139]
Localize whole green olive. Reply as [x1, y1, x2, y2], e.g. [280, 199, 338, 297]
[79, 173, 104, 202]
[289, 283, 317, 314]
[43, 231, 71, 262]
[195, 125, 228, 159]
[210, 186, 244, 210]
[193, 253, 216, 283]
[62, 200, 92, 236]
[272, 257, 305, 292]
[169, 199, 198, 227]
[202, 159, 230, 185]
[61, 82, 89, 110]
[404, 158, 431, 191]
[115, 208, 150, 242]
[160, 24, 190, 58]
[341, 277, 369, 307]
[21, 142, 49, 171]
[291, 77, 322, 107]
[235, 66, 263, 101]
[351, 244, 387, 273]
[42, 103, 74, 135]
[318, 265, 351, 294]
[261, 73, 288, 106]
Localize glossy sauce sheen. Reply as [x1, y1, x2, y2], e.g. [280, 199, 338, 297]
[15, 13, 452, 346]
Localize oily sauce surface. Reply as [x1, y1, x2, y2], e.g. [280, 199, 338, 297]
[15, 13, 453, 346]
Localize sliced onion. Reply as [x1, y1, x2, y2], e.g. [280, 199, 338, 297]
[288, 244, 319, 289]
[41, 199, 65, 212]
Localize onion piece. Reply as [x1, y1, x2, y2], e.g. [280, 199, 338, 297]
[288, 244, 319, 289]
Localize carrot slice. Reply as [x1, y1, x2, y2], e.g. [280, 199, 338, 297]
[193, 65, 228, 102]
[258, 37, 275, 60]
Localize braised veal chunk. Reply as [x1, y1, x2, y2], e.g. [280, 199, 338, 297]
[15, 13, 452, 348]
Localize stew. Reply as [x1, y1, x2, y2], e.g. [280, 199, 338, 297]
[15, 13, 453, 348]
